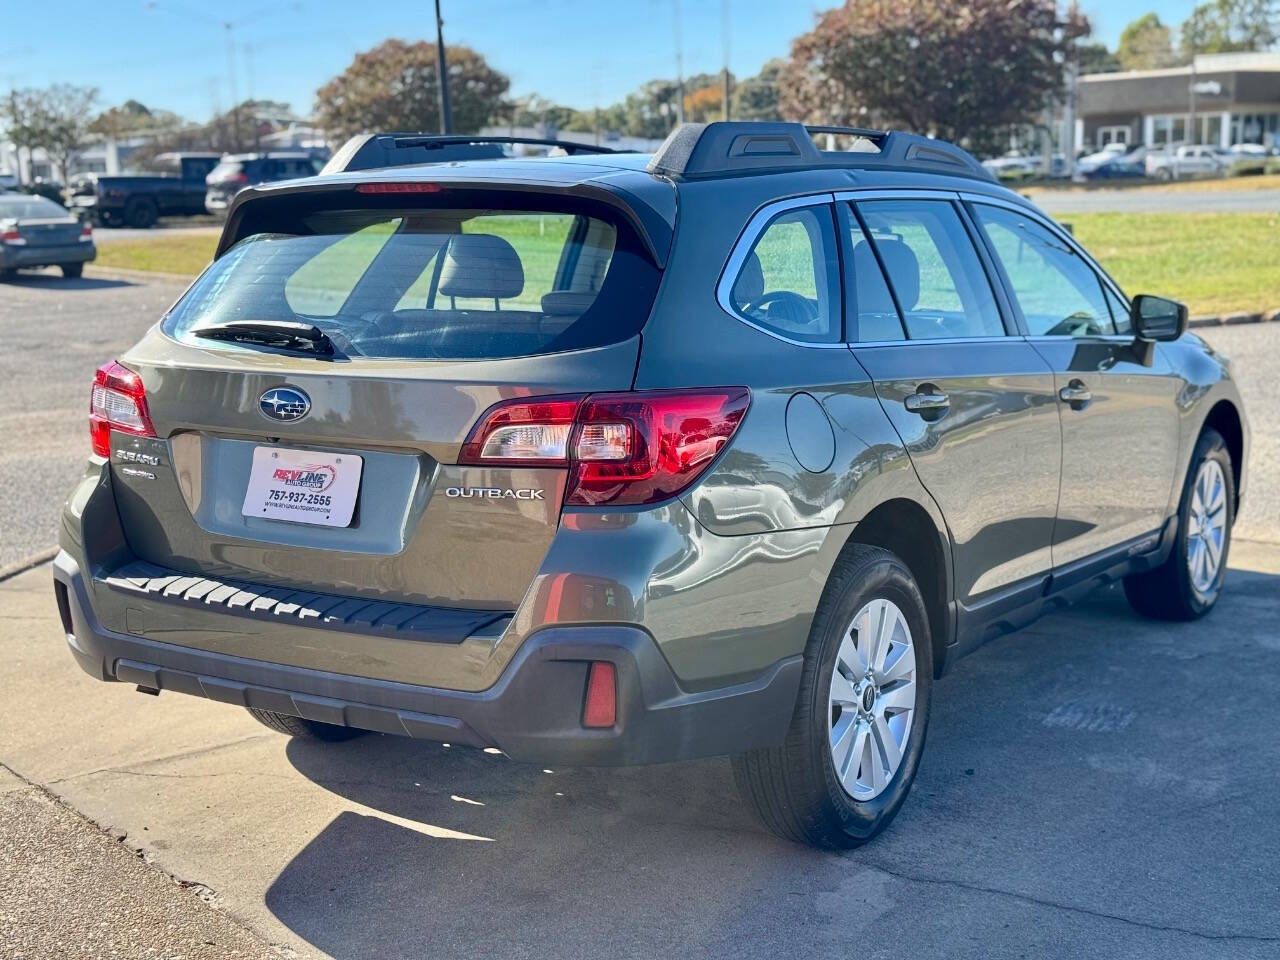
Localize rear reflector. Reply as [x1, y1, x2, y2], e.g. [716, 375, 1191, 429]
[90, 360, 156, 457]
[583, 661, 616, 728]
[355, 182, 445, 194]
[459, 388, 750, 507]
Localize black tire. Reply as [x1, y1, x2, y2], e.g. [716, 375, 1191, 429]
[0, 268, 14, 282]
[1155, 167, 1173, 181]
[124, 197, 158, 229]
[246, 707, 367, 742]
[733, 544, 933, 848]
[1124, 428, 1234, 621]
[61, 263, 83, 279]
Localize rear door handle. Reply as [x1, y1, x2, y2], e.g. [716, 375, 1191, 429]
[1058, 380, 1092, 410]
[904, 389, 950, 419]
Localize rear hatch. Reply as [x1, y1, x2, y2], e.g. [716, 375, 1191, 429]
[109, 182, 664, 613]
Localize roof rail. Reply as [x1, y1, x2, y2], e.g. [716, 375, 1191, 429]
[322, 133, 629, 175]
[646, 122, 994, 183]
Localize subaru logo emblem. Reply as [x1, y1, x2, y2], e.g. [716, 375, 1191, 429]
[259, 387, 311, 423]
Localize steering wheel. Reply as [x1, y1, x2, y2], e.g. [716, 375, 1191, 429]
[741, 290, 818, 322]
[1042, 312, 1105, 338]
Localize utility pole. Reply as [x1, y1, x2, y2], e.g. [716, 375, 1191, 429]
[673, 0, 685, 126]
[434, 0, 453, 134]
[1188, 39, 1198, 144]
[225, 22, 241, 149]
[1062, 0, 1078, 178]
[721, 0, 731, 121]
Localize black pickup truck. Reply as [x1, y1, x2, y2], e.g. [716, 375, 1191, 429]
[66, 152, 220, 228]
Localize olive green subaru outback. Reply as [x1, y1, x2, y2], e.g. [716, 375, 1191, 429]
[54, 123, 1248, 848]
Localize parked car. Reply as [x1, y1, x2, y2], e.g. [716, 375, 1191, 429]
[204, 152, 324, 217]
[1145, 144, 1228, 180]
[1225, 143, 1273, 176]
[54, 122, 1247, 849]
[1078, 145, 1146, 180]
[0, 192, 95, 279]
[67, 152, 221, 228]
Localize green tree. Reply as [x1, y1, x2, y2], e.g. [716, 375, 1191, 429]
[1, 89, 43, 179]
[1181, 0, 1278, 56]
[314, 39, 510, 140]
[732, 59, 784, 121]
[1078, 42, 1122, 75]
[1117, 13, 1180, 70]
[781, 0, 1086, 156]
[19, 84, 99, 183]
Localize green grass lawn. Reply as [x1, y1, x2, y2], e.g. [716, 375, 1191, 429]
[1069, 212, 1280, 316]
[92, 211, 1280, 319]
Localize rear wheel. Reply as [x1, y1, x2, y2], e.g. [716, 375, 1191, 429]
[124, 197, 158, 229]
[61, 263, 83, 279]
[246, 707, 368, 742]
[1124, 428, 1234, 620]
[733, 544, 932, 848]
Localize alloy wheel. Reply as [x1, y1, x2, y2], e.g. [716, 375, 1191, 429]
[1186, 458, 1227, 596]
[828, 598, 917, 801]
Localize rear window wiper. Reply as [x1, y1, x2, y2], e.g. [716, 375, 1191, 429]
[191, 320, 338, 358]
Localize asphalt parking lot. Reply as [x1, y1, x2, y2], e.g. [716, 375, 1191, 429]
[1, 268, 1278, 958]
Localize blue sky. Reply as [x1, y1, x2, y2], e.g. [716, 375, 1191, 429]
[2, 0, 1199, 122]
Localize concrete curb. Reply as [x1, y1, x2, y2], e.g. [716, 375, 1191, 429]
[1188, 310, 1279, 329]
[0, 546, 56, 584]
[85, 265, 197, 285]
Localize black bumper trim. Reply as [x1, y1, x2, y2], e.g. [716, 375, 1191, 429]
[54, 551, 802, 766]
[101, 559, 507, 646]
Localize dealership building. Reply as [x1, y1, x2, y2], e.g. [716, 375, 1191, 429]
[1078, 51, 1280, 150]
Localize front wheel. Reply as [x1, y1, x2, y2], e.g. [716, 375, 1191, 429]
[1124, 428, 1234, 620]
[733, 544, 933, 848]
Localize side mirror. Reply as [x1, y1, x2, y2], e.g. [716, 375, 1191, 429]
[1131, 294, 1188, 342]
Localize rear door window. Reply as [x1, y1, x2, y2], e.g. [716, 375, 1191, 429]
[726, 203, 841, 343]
[853, 200, 1005, 340]
[164, 200, 658, 360]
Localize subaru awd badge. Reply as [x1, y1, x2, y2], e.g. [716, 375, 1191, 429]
[259, 387, 311, 423]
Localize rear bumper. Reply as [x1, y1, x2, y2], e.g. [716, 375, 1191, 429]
[0, 243, 95, 268]
[53, 550, 801, 766]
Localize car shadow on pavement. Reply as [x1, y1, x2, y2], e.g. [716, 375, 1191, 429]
[267, 575, 1280, 960]
[5, 273, 134, 291]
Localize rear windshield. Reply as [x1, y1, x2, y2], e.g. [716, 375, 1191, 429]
[164, 201, 659, 360]
[0, 196, 67, 218]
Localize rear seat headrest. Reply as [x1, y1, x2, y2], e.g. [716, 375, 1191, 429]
[540, 291, 597, 316]
[438, 233, 524, 301]
[870, 238, 919, 311]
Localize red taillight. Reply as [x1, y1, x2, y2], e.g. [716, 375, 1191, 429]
[459, 388, 750, 507]
[582, 661, 616, 728]
[79, 222, 92, 242]
[90, 361, 156, 458]
[355, 182, 444, 194]
[1, 227, 23, 245]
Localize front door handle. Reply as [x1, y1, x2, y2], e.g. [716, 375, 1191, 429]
[904, 389, 950, 420]
[1059, 380, 1092, 410]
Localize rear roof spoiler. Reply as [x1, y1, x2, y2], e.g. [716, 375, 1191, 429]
[322, 133, 631, 175]
[647, 122, 995, 183]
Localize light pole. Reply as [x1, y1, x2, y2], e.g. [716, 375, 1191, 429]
[435, 0, 453, 134]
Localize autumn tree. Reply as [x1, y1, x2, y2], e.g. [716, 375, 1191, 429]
[314, 39, 509, 140]
[1181, 0, 1278, 56]
[1117, 13, 1180, 70]
[781, 0, 1085, 155]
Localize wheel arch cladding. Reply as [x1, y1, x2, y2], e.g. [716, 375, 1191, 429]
[844, 498, 951, 677]
[1201, 399, 1244, 512]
